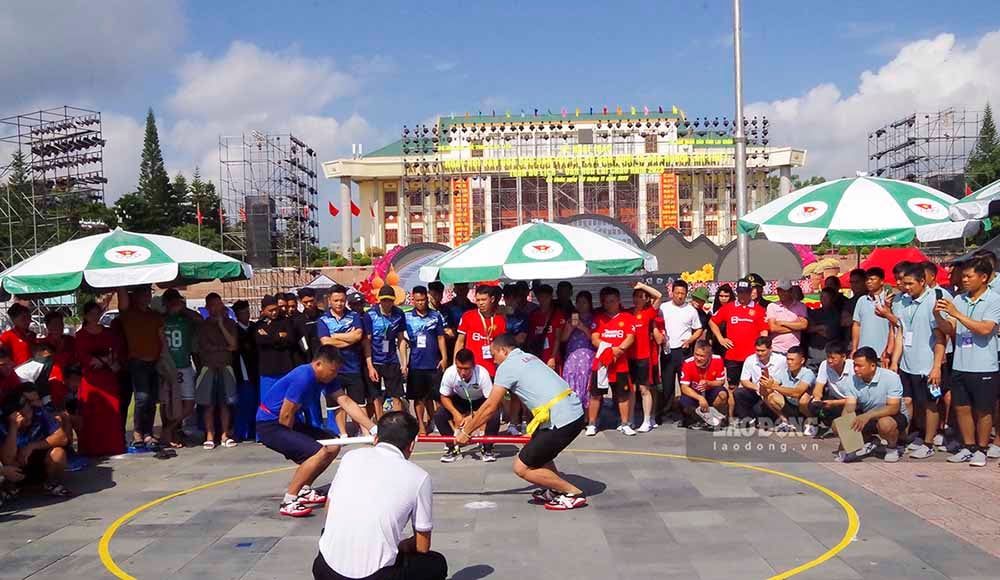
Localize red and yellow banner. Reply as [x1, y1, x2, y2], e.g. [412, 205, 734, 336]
[659, 172, 679, 229]
[452, 178, 472, 245]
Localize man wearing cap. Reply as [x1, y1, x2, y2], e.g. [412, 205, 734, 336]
[364, 286, 407, 415]
[317, 285, 367, 435]
[709, 280, 769, 398]
[766, 280, 809, 356]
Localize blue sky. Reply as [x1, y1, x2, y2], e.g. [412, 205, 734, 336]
[3, 1, 1000, 244]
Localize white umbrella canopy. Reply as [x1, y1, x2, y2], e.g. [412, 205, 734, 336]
[419, 221, 657, 283]
[738, 177, 981, 246]
[949, 178, 1000, 220]
[0, 227, 252, 297]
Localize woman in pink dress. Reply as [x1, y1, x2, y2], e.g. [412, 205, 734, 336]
[75, 301, 125, 456]
[560, 291, 597, 409]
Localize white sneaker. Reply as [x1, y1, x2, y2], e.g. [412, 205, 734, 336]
[908, 445, 934, 459]
[620, 424, 637, 436]
[905, 438, 925, 452]
[803, 424, 818, 437]
[947, 448, 974, 463]
[970, 450, 988, 467]
[933, 434, 947, 450]
[585, 425, 597, 437]
[883, 449, 900, 463]
[506, 424, 522, 436]
[987, 444, 1000, 459]
[636, 421, 653, 433]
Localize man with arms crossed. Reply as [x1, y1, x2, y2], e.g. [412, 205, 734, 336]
[456, 334, 588, 510]
[314, 412, 446, 580]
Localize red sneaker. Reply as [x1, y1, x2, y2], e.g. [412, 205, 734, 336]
[544, 494, 588, 511]
[279, 500, 313, 517]
[298, 486, 327, 506]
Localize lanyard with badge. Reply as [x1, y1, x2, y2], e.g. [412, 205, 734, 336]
[902, 298, 922, 347]
[959, 299, 979, 349]
[479, 312, 496, 360]
[415, 312, 429, 350]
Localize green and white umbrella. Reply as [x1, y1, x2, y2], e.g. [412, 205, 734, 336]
[419, 221, 657, 283]
[949, 178, 1000, 220]
[738, 177, 981, 246]
[0, 228, 252, 297]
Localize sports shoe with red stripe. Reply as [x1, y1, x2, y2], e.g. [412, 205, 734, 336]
[279, 500, 313, 517]
[297, 485, 327, 506]
[544, 493, 588, 511]
[530, 488, 558, 504]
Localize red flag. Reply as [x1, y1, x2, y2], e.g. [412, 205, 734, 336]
[238, 206, 246, 222]
[303, 205, 309, 218]
[328, 201, 340, 216]
[965, 183, 974, 197]
[196, 204, 203, 225]
[218, 206, 224, 221]
[369, 202, 375, 218]
[350, 199, 361, 217]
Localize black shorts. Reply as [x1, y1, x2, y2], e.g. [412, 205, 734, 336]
[374, 363, 404, 399]
[724, 361, 743, 387]
[861, 413, 908, 437]
[679, 386, 728, 408]
[950, 370, 998, 413]
[340, 372, 379, 406]
[519, 415, 585, 468]
[23, 448, 53, 484]
[407, 369, 441, 401]
[628, 359, 651, 386]
[590, 371, 629, 397]
[257, 420, 334, 464]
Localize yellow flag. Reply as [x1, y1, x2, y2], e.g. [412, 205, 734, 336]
[575, 108, 580, 117]
[630, 106, 636, 116]
[505, 111, 511, 118]
[671, 105, 679, 115]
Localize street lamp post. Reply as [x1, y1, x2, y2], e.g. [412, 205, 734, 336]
[733, 0, 749, 278]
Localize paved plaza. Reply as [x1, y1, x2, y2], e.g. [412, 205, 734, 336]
[2, 424, 999, 580]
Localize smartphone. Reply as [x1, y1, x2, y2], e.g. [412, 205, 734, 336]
[571, 312, 580, 325]
[935, 288, 943, 301]
[761, 367, 770, 379]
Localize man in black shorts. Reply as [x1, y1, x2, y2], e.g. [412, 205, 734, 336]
[364, 286, 407, 414]
[456, 334, 588, 511]
[256, 346, 376, 517]
[401, 286, 448, 435]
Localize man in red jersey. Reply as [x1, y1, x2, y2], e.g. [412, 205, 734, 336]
[454, 285, 506, 377]
[679, 340, 730, 427]
[527, 284, 566, 370]
[586, 287, 636, 436]
[1, 304, 37, 366]
[709, 280, 768, 397]
[629, 282, 662, 433]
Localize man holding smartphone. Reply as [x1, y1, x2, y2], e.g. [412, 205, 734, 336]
[734, 336, 788, 425]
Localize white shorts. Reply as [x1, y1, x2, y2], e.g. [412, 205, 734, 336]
[177, 366, 196, 401]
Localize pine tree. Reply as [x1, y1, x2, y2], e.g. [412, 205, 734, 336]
[190, 167, 222, 232]
[135, 108, 172, 233]
[966, 103, 1000, 190]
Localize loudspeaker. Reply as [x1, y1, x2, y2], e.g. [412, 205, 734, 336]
[245, 195, 274, 268]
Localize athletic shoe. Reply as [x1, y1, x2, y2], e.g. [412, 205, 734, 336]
[507, 424, 522, 437]
[905, 438, 925, 453]
[774, 421, 796, 433]
[803, 424, 818, 437]
[585, 425, 597, 437]
[932, 433, 946, 450]
[986, 444, 1000, 459]
[480, 447, 497, 463]
[908, 445, 934, 459]
[883, 449, 900, 463]
[620, 424, 637, 436]
[544, 493, 588, 511]
[297, 485, 327, 506]
[970, 450, 988, 467]
[947, 448, 974, 463]
[440, 449, 462, 463]
[531, 488, 557, 504]
[279, 500, 313, 517]
[636, 421, 653, 433]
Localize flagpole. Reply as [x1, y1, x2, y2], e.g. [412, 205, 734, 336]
[733, 0, 750, 278]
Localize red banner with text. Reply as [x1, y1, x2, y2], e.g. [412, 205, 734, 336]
[452, 178, 472, 245]
[659, 172, 679, 230]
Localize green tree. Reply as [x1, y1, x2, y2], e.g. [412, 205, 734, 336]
[171, 223, 223, 252]
[135, 108, 173, 233]
[171, 172, 196, 227]
[189, 167, 222, 231]
[966, 102, 1000, 191]
[113, 191, 157, 231]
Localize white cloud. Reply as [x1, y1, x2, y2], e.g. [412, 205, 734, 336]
[749, 31, 1000, 179]
[433, 61, 457, 73]
[100, 112, 146, 203]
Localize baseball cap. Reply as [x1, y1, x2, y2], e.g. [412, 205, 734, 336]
[735, 280, 752, 292]
[690, 287, 710, 303]
[378, 285, 396, 300]
[162, 288, 183, 302]
[776, 279, 795, 291]
[347, 290, 366, 305]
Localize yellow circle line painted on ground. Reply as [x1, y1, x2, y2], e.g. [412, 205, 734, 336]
[98, 449, 858, 580]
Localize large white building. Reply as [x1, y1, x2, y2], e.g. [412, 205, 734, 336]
[323, 112, 806, 252]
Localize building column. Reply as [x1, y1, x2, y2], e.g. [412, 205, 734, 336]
[779, 165, 793, 196]
[692, 173, 704, 237]
[608, 178, 615, 218]
[637, 175, 648, 240]
[546, 179, 554, 222]
[397, 180, 408, 245]
[516, 176, 523, 225]
[754, 172, 767, 211]
[483, 177, 493, 233]
[339, 177, 352, 256]
[426, 188, 436, 242]
[376, 183, 385, 248]
[720, 173, 731, 244]
[577, 176, 584, 213]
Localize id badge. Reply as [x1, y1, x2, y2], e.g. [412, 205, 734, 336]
[960, 333, 974, 348]
[382, 340, 390, 354]
[482, 344, 493, 359]
[543, 336, 550, 350]
[416, 333, 427, 349]
[903, 331, 914, 347]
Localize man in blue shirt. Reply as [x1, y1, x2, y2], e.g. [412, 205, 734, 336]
[0, 384, 71, 496]
[935, 256, 1000, 467]
[256, 345, 375, 518]
[364, 286, 407, 415]
[834, 347, 909, 463]
[317, 285, 367, 436]
[852, 267, 892, 364]
[759, 345, 815, 432]
[401, 286, 447, 435]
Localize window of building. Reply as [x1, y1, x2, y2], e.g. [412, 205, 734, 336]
[644, 133, 658, 154]
[704, 220, 718, 237]
[645, 179, 660, 236]
[680, 220, 692, 238]
[409, 190, 424, 208]
[410, 228, 423, 244]
[383, 190, 398, 208]
[436, 225, 450, 243]
[471, 139, 483, 158]
[385, 228, 398, 245]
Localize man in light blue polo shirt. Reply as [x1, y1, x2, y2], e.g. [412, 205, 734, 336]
[889, 264, 948, 459]
[454, 334, 587, 511]
[835, 347, 909, 463]
[801, 341, 854, 435]
[852, 267, 891, 363]
[935, 256, 1000, 467]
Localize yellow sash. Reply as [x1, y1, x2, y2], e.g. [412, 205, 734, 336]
[525, 388, 572, 435]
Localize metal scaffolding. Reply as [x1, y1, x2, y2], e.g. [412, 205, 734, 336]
[218, 131, 319, 268]
[0, 106, 106, 269]
[867, 108, 983, 197]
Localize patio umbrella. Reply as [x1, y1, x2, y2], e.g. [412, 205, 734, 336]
[949, 178, 1000, 220]
[737, 177, 981, 246]
[419, 220, 657, 283]
[0, 227, 252, 297]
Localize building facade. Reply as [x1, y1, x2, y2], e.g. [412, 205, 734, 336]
[323, 112, 806, 252]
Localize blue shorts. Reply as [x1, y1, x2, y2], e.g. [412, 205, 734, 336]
[256, 420, 334, 464]
[679, 386, 728, 408]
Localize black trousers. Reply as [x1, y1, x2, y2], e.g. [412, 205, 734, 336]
[313, 551, 447, 580]
[659, 347, 688, 413]
[433, 396, 501, 451]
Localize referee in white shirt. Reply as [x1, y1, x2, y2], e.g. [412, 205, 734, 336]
[314, 412, 447, 580]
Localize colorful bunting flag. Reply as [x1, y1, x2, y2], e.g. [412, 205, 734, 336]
[328, 201, 340, 217]
[350, 199, 361, 217]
